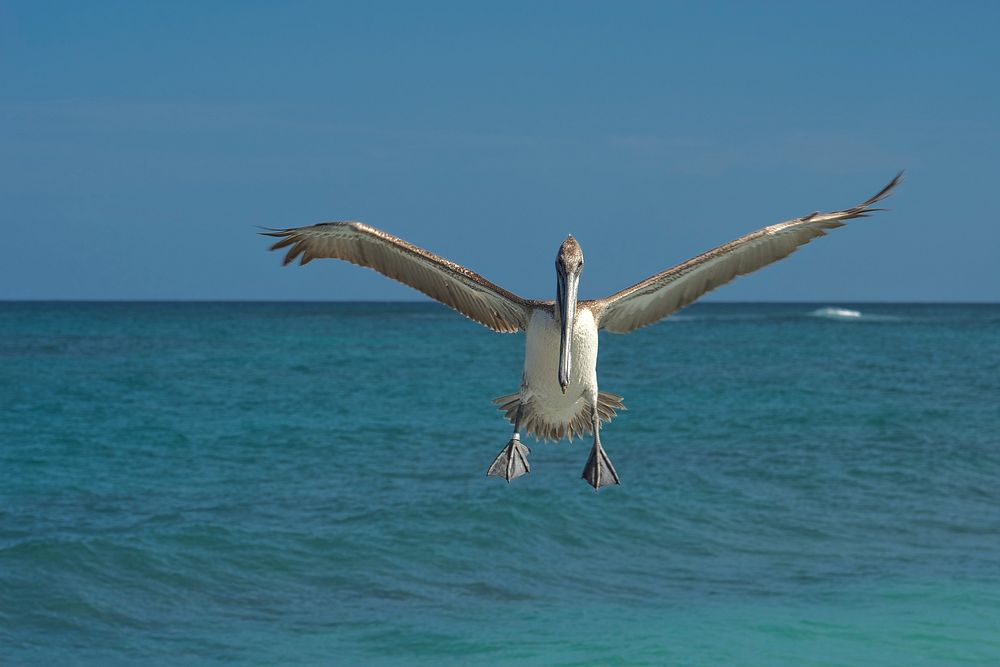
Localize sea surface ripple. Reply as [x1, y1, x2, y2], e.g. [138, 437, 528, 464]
[2, 302, 999, 665]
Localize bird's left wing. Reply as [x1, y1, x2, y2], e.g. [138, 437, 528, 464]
[264, 222, 537, 333]
[590, 173, 902, 333]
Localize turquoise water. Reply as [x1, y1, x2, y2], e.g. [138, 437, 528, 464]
[2, 302, 999, 665]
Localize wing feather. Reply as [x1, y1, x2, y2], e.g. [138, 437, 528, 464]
[263, 222, 535, 332]
[592, 173, 902, 333]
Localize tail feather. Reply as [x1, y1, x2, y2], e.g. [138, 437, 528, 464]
[492, 390, 626, 442]
[596, 391, 625, 421]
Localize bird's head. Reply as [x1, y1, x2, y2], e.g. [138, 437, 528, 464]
[556, 235, 584, 277]
[555, 235, 584, 394]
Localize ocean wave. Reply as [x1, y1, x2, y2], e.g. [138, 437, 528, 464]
[663, 307, 907, 324]
[810, 307, 863, 320]
[809, 306, 903, 322]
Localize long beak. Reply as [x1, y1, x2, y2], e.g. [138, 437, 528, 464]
[557, 269, 579, 394]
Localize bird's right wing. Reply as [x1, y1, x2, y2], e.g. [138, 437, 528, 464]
[264, 222, 538, 333]
[591, 173, 902, 333]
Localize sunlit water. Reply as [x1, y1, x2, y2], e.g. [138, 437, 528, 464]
[2, 302, 999, 665]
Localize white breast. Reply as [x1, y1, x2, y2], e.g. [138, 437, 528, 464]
[519, 307, 599, 435]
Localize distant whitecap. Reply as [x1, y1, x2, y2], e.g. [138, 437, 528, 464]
[811, 306, 862, 320]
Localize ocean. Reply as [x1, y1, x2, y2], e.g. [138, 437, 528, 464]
[2, 301, 999, 666]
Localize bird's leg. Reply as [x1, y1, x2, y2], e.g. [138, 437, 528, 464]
[582, 394, 620, 490]
[487, 402, 531, 482]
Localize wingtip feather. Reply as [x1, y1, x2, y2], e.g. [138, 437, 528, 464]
[282, 243, 302, 265]
[836, 171, 904, 221]
[269, 236, 296, 252]
[866, 171, 904, 207]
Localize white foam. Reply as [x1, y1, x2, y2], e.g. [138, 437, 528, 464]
[810, 306, 862, 320]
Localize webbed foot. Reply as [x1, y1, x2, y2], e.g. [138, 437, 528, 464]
[582, 441, 620, 490]
[487, 438, 531, 482]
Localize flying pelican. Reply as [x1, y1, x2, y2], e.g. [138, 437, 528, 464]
[264, 174, 901, 489]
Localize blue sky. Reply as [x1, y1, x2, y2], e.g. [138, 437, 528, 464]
[2, 1, 997, 301]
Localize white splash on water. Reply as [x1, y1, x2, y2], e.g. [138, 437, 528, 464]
[810, 306, 863, 320]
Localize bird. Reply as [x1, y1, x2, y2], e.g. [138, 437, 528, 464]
[264, 173, 901, 490]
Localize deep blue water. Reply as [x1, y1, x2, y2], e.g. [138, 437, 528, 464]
[2, 302, 999, 665]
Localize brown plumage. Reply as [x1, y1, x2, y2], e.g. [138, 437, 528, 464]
[264, 174, 901, 336]
[587, 172, 902, 333]
[264, 222, 547, 333]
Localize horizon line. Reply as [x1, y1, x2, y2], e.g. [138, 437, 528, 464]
[2, 299, 998, 305]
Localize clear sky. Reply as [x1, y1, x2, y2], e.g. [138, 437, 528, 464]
[2, 1, 997, 302]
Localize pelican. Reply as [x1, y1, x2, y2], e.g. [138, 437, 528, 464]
[264, 174, 901, 489]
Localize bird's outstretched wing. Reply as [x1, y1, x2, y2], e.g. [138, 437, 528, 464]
[264, 222, 537, 333]
[590, 173, 903, 333]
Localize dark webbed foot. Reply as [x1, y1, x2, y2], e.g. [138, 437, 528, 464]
[487, 438, 531, 482]
[582, 441, 620, 490]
